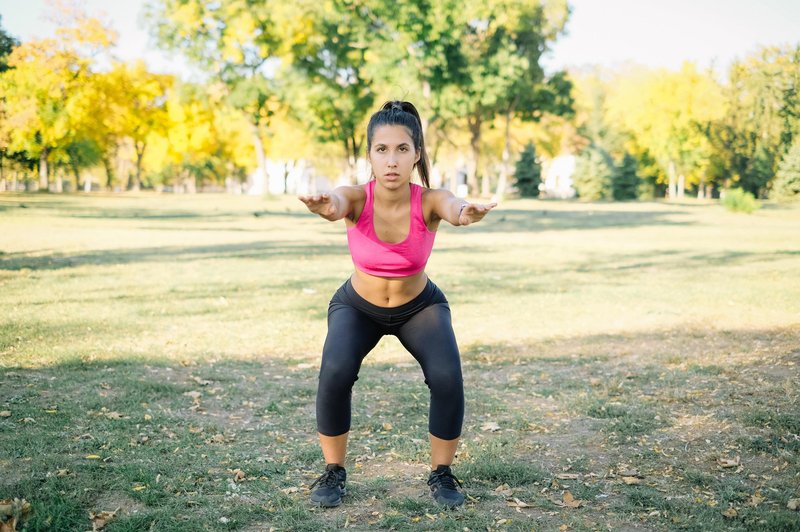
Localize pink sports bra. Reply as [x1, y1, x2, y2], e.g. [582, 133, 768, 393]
[347, 180, 436, 277]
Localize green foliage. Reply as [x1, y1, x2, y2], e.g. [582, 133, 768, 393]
[771, 141, 800, 201]
[612, 153, 640, 200]
[711, 46, 800, 197]
[573, 145, 613, 200]
[721, 188, 760, 213]
[0, 15, 19, 73]
[513, 142, 541, 197]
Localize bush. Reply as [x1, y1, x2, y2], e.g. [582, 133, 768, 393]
[771, 141, 800, 201]
[721, 188, 760, 213]
[573, 146, 613, 200]
[612, 153, 641, 200]
[514, 142, 541, 197]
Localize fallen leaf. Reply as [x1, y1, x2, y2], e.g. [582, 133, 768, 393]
[506, 497, 530, 508]
[788, 498, 800, 511]
[382, 422, 393, 431]
[556, 473, 580, 480]
[56, 469, 70, 477]
[104, 411, 124, 420]
[721, 508, 737, 518]
[231, 469, 246, 482]
[717, 456, 740, 468]
[191, 376, 212, 386]
[280, 487, 299, 494]
[494, 483, 513, 497]
[747, 493, 764, 507]
[0, 411, 11, 418]
[481, 421, 501, 432]
[85, 455, 101, 460]
[618, 468, 643, 478]
[622, 476, 642, 485]
[562, 490, 584, 508]
[183, 391, 202, 400]
[89, 508, 120, 531]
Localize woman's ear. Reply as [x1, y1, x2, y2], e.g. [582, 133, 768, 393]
[415, 149, 421, 165]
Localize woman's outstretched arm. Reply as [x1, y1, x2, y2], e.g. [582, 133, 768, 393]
[299, 186, 364, 222]
[428, 189, 497, 227]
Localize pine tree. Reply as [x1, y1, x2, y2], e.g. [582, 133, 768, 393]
[514, 142, 541, 197]
[573, 146, 613, 200]
[612, 153, 641, 200]
[771, 141, 800, 201]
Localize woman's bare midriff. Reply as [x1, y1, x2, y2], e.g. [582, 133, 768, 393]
[350, 268, 428, 307]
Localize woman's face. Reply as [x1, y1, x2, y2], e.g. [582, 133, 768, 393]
[369, 125, 420, 190]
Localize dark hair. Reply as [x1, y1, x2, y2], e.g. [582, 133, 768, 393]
[366, 100, 431, 188]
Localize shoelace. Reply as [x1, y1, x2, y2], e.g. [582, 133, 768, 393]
[428, 469, 463, 491]
[310, 469, 341, 490]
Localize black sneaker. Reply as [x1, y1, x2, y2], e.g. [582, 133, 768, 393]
[427, 465, 465, 507]
[310, 464, 347, 507]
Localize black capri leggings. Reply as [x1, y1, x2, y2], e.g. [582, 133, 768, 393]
[316, 278, 464, 440]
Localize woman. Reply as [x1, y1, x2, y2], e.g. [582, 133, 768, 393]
[299, 101, 496, 508]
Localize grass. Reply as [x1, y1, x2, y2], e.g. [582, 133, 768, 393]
[1, 192, 800, 531]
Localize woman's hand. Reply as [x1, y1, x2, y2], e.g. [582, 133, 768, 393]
[459, 202, 497, 226]
[299, 193, 338, 219]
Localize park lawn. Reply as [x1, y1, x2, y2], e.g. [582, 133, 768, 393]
[1, 192, 799, 531]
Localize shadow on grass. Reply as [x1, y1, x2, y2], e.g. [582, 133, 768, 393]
[0, 241, 350, 271]
[459, 205, 693, 233]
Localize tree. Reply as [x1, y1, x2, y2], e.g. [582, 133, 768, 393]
[710, 46, 800, 197]
[612, 153, 640, 200]
[0, 16, 20, 187]
[771, 140, 800, 201]
[0, 11, 116, 191]
[433, 0, 570, 196]
[572, 146, 613, 200]
[0, 15, 18, 73]
[606, 63, 726, 198]
[282, 0, 382, 183]
[147, 0, 304, 186]
[513, 142, 541, 197]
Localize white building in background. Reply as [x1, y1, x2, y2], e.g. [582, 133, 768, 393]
[246, 159, 331, 195]
[541, 154, 577, 199]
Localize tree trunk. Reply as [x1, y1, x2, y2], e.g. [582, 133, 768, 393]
[54, 165, 63, 193]
[495, 107, 513, 201]
[39, 148, 49, 190]
[103, 154, 115, 190]
[697, 178, 706, 199]
[84, 174, 92, 193]
[251, 121, 268, 191]
[133, 141, 145, 191]
[677, 174, 685, 198]
[667, 160, 677, 199]
[468, 117, 481, 196]
[347, 134, 358, 185]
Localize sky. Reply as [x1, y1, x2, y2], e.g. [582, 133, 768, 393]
[1, 0, 799, 78]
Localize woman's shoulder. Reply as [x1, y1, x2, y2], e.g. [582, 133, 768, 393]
[336, 183, 368, 201]
[421, 186, 454, 204]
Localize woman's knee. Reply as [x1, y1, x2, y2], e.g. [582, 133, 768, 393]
[425, 367, 463, 397]
[318, 359, 360, 394]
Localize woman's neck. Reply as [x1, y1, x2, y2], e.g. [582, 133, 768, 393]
[373, 181, 411, 209]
